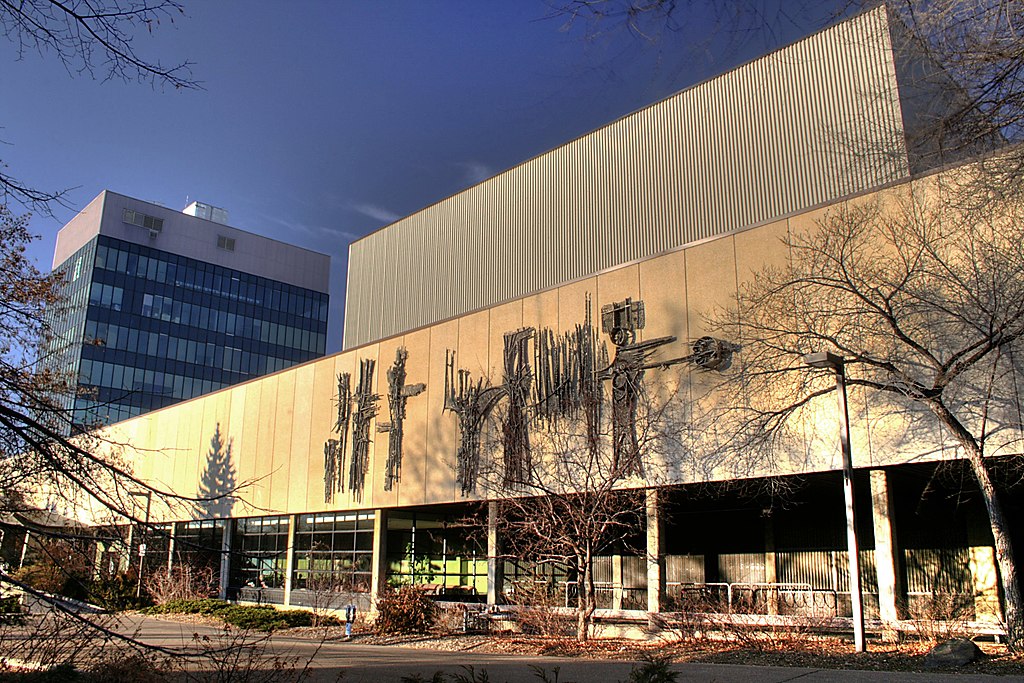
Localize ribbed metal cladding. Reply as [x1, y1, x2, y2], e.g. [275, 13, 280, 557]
[342, 7, 911, 350]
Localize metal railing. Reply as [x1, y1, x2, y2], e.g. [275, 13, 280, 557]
[664, 582, 842, 617]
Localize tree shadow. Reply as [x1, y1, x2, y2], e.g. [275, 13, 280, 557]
[198, 423, 236, 518]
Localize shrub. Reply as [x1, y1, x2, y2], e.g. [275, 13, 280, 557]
[88, 571, 149, 611]
[622, 654, 680, 683]
[220, 605, 336, 631]
[12, 540, 91, 602]
[144, 563, 217, 605]
[0, 595, 23, 624]
[375, 586, 437, 634]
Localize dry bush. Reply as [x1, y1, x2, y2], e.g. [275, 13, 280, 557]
[167, 625, 318, 683]
[300, 571, 365, 628]
[904, 591, 976, 644]
[145, 563, 217, 605]
[12, 539, 92, 601]
[374, 586, 437, 634]
[660, 591, 830, 652]
[433, 604, 468, 634]
[506, 579, 574, 638]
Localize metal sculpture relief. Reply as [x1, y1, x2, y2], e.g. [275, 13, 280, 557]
[534, 295, 608, 457]
[348, 358, 378, 500]
[444, 350, 505, 496]
[439, 295, 736, 495]
[502, 328, 534, 487]
[378, 348, 426, 491]
[324, 372, 352, 504]
[598, 298, 738, 478]
[600, 298, 678, 478]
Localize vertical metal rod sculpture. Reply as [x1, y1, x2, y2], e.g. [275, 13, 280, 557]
[348, 358, 378, 500]
[533, 295, 607, 458]
[502, 328, 534, 487]
[441, 295, 734, 494]
[379, 348, 426, 491]
[324, 372, 352, 503]
[444, 350, 504, 496]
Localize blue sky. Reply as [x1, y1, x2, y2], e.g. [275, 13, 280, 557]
[1, 1, 835, 352]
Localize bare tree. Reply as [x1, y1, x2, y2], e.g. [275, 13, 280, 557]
[0, 205, 238, 663]
[702, 176, 1024, 648]
[1, 0, 198, 214]
[490, 424, 644, 641]
[481, 376, 682, 642]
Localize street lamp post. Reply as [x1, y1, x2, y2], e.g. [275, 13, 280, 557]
[129, 490, 153, 599]
[802, 351, 866, 652]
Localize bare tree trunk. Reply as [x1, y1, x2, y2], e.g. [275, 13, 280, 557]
[577, 550, 596, 642]
[931, 401, 1022, 650]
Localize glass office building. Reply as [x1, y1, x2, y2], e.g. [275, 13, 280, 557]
[43, 191, 331, 431]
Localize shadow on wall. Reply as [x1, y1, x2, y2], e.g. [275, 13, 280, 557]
[198, 423, 236, 518]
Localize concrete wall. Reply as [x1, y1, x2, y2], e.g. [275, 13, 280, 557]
[86, 166, 1007, 526]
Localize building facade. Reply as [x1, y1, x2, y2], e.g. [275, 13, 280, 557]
[44, 191, 330, 429]
[49, 8, 1022, 635]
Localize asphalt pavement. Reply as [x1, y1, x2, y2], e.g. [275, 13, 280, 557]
[77, 615, 1024, 683]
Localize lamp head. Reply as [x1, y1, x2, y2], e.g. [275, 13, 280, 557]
[802, 351, 844, 369]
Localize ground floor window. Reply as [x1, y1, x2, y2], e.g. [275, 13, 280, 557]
[292, 511, 374, 592]
[386, 509, 487, 599]
[229, 516, 288, 590]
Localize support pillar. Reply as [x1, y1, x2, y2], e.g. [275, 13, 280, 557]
[646, 489, 664, 624]
[612, 554, 624, 611]
[123, 525, 134, 573]
[870, 469, 903, 636]
[166, 523, 177, 577]
[764, 516, 778, 615]
[19, 529, 30, 569]
[370, 509, 389, 608]
[218, 521, 231, 601]
[486, 501, 503, 606]
[283, 515, 297, 606]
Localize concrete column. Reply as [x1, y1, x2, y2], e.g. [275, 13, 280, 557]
[123, 524, 134, 573]
[764, 516, 778, 615]
[646, 489, 664, 619]
[870, 469, 903, 632]
[370, 509, 389, 607]
[612, 554, 624, 611]
[218, 521, 231, 601]
[969, 546, 1002, 623]
[283, 515, 297, 606]
[486, 501, 503, 606]
[166, 523, 177, 576]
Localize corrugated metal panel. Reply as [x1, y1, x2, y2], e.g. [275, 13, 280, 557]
[344, 7, 912, 348]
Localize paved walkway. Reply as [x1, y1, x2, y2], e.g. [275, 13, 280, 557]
[92, 616, 1024, 682]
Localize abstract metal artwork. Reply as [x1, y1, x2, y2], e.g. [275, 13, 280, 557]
[598, 298, 737, 477]
[443, 350, 506, 496]
[378, 348, 426, 491]
[600, 298, 678, 477]
[324, 372, 352, 504]
[533, 295, 608, 457]
[501, 328, 534, 487]
[348, 358, 379, 500]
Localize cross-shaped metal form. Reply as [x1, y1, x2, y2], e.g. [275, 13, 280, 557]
[378, 348, 426, 491]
